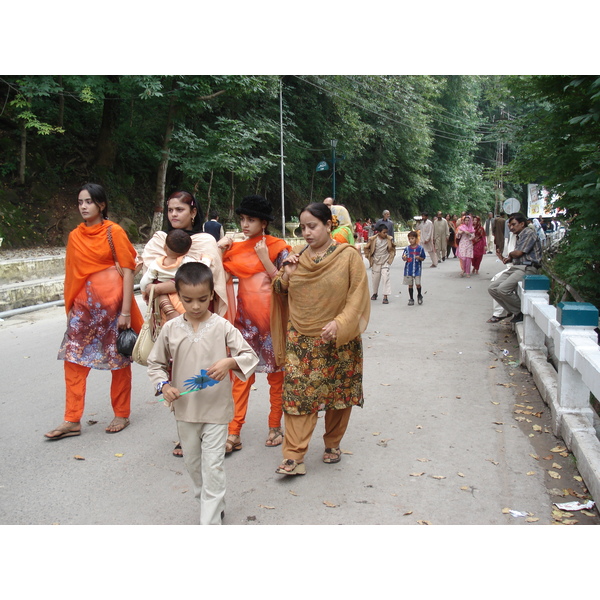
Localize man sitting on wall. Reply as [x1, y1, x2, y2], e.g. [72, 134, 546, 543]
[487, 212, 543, 324]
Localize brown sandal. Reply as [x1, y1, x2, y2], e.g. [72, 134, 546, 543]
[275, 459, 306, 476]
[105, 417, 130, 434]
[225, 435, 242, 454]
[323, 447, 342, 464]
[265, 427, 284, 447]
[45, 421, 81, 440]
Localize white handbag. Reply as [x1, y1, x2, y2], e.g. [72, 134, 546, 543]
[132, 286, 162, 366]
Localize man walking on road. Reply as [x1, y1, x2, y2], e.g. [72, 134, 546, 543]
[488, 212, 542, 324]
[417, 212, 437, 267]
[484, 211, 495, 254]
[375, 210, 394, 237]
[433, 211, 449, 262]
[493, 212, 506, 255]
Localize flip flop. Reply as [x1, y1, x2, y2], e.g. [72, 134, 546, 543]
[45, 422, 81, 441]
[105, 417, 130, 434]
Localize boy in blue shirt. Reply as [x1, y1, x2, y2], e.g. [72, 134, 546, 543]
[402, 231, 426, 305]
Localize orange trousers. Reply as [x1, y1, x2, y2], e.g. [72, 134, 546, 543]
[282, 407, 353, 462]
[63, 361, 132, 422]
[228, 371, 284, 436]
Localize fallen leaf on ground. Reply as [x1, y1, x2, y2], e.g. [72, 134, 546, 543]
[532, 425, 542, 432]
[323, 501, 338, 508]
[543, 455, 553, 460]
[380, 383, 391, 386]
[288, 490, 298, 496]
[410, 472, 425, 477]
[526, 517, 539, 522]
[530, 454, 539, 460]
[115, 453, 124, 457]
[403, 511, 413, 516]
[431, 475, 446, 480]
[527, 471, 536, 476]
[371, 432, 381, 436]
[341, 449, 353, 455]
[417, 458, 430, 462]
[487, 459, 499, 465]
[460, 486, 470, 491]
[457, 472, 465, 477]
[562, 519, 579, 525]
[74, 455, 85, 460]
[86, 420, 98, 425]
[502, 507, 511, 514]
[417, 520, 431, 525]
[551, 446, 566, 453]
[573, 476, 583, 482]
[491, 401, 500, 405]
[259, 504, 275, 509]
[548, 471, 561, 479]
[552, 463, 562, 470]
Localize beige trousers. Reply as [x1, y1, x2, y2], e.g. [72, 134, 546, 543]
[177, 421, 228, 525]
[282, 407, 353, 462]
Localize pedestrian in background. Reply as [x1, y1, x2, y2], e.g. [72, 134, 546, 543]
[364, 222, 396, 304]
[402, 231, 426, 305]
[203, 209, 224, 242]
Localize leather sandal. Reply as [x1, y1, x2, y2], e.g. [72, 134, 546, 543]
[225, 434, 242, 454]
[265, 427, 284, 447]
[323, 447, 342, 463]
[45, 421, 81, 440]
[275, 459, 306, 476]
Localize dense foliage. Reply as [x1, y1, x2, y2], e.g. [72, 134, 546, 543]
[499, 76, 600, 307]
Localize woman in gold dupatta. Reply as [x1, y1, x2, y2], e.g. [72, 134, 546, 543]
[271, 203, 370, 476]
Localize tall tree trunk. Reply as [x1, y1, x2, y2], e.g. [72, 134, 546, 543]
[152, 94, 176, 235]
[19, 121, 26, 185]
[95, 75, 121, 169]
[229, 171, 236, 221]
[57, 76, 64, 129]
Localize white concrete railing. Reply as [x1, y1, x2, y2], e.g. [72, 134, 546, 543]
[517, 279, 600, 505]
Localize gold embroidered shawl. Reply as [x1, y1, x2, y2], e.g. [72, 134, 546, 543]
[271, 242, 370, 366]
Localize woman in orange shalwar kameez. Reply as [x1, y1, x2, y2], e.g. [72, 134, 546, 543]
[45, 184, 143, 440]
[218, 195, 291, 453]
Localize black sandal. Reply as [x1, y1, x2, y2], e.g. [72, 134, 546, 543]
[173, 443, 183, 457]
[486, 315, 507, 323]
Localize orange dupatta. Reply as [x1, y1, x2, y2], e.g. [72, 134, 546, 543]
[64, 220, 143, 332]
[222, 235, 291, 331]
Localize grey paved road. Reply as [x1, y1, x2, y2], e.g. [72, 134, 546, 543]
[0, 252, 596, 528]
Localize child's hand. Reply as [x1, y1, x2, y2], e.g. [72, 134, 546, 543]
[254, 237, 269, 262]
[162, 384, 180, 403]
[206, 358, 236, 381]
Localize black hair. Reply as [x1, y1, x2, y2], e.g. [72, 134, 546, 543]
[166, 191, 204, 233]
[508, 212, 527, 224]
[299, 202, 332, 225]
[407, 231, 418, 239]
[166, 229, 192, 255]
[208, 209, 219, 220]
[79, 183, 108, 218]
[175, 262, 214, 293]
[375, 223, 388, 232]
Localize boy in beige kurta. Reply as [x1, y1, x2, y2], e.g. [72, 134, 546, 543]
[147, 263, 258, 525]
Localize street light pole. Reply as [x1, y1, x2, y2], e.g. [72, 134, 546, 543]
[331, 139, 337, 200]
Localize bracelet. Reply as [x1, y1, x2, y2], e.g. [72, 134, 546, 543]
[121, 313, 130, 317]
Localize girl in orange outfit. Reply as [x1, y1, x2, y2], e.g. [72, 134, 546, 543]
[45, 184, 143, 440]
[218, 195, 291, 453]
